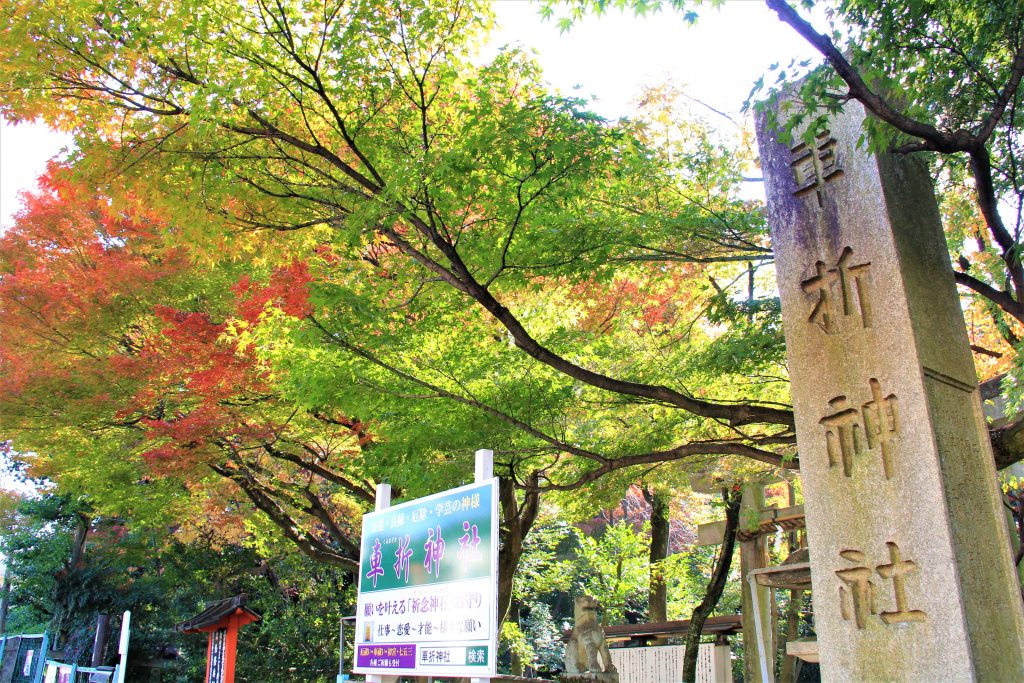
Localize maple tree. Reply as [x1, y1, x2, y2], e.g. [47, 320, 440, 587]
[0, 0, 790, 462]
[555, 0, 1024, 453]
[0, 161, 570, 623]
[0, 166, 379, 571]
[0, 1, 792, 626]
[5, 1, 1024, 636]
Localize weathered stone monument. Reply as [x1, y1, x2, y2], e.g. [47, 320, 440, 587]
[756, 99, 1024, 680]
[562, 595, 618, 683]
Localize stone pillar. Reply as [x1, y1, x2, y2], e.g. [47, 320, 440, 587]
[740, 483, 773, 683]
[756, 100, 1024, 681]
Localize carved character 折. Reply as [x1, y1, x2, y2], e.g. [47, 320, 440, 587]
[801, 246, 872, 334]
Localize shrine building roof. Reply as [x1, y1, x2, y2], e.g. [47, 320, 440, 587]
[178, 593, 262, 633]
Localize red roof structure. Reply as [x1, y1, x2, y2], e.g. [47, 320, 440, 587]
[179, 594, 261, 683]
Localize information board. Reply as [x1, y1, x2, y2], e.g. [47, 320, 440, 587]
[354, 479, 498, 678]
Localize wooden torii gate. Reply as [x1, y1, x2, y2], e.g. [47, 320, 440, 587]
[694, 477, 811, 683]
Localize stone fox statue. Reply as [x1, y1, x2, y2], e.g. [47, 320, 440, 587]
[564, 595, 617, 674]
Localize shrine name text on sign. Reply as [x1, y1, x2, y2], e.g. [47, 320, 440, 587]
[354, 479, 498, 678]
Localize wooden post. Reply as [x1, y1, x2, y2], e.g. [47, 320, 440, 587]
[337, 615, 346, 683]
[471, 449, 493, 683]
[740, 483, 774, 683]
[224, 614, 240, 683]
[475, 449, 493, 482]
[115, 612, 129, 683]
[204, 628, 213, 683]
[366, 483, 398, 683]
[90, 614, 110, 668]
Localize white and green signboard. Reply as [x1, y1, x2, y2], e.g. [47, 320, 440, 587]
[354, 479, 499, 678]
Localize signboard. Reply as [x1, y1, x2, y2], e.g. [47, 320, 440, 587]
[354, 479, 498, 678]
[209, 628, 227, 683]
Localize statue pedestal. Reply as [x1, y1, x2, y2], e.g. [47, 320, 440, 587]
[560, 673, 619, 683]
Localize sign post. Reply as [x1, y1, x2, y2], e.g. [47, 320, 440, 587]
[115, 612, 129, 683]
[355, 453, 499, 680]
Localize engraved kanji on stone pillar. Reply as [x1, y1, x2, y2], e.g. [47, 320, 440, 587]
[801, 246, 872, 334]
[820, 396, 862, 477]
[875, 542, 927, 625]
[790, 129, 844, 207]
[820, 379, 899, 479]
[836, 542, 926, 630]
[836, 549, 877, 629]
[862, 379, 899, 479]
[759, 95, 1024, 682]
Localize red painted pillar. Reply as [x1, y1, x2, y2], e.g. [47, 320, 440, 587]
[205, 630, 214, 683]
[224, 613, 240, 683]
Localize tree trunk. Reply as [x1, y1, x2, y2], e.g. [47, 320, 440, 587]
[0, 574, 10, 636]
[68, 513, 89, 569]
[643, 485, 670, 624]
[508, 601, 524, 676]
[498, 474, 541, 624]
[682, 488, 742, 683]
[53, 513, 90, 654]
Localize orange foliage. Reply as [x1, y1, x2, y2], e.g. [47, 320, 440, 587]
[0, 166, 360, 481]
[573, 264, 699, 334]
[0, 164, 188, 407]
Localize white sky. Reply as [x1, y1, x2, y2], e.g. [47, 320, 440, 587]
[0, 0, 821, 229]
[486, 1, 818, 120]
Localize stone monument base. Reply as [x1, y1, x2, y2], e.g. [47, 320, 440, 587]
[560, 673, 619, 683]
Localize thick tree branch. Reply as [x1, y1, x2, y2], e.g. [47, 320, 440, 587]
[210, 463, 357, 568]
[531, 439, 794, 493]
[440, 255, 794, 427]
[764, 0, 972, 153]
[990, 416, 1024, 471]
[312, 316, 791, 474]
[954, 269, 1024, 320]
[262, 443, 375, 503]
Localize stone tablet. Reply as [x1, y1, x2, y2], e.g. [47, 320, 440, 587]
[756, 100, 1024, 681]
